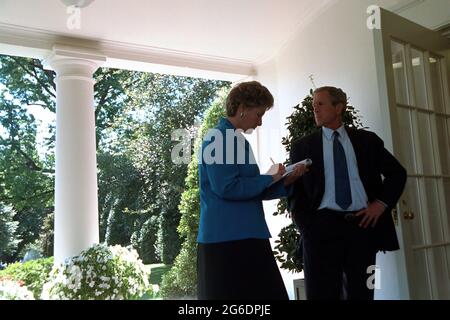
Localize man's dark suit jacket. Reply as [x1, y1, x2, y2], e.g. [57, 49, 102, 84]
[288, 127, 407, 252]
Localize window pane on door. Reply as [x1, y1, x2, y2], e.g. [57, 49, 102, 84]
[411, 249, 432, 299]
[444, 178, 450, 243]
[436, 116, 450, 175]
[405, 178, 425, 246]
[396, 107, 417, 174]
[411, 48, 429, 109]
[429, 55, 445, 113]
[423, 178, 444, 243]
[391, 41, 409, 105]
[417, 112, 436, 175]
[429, 247, 450, 299]
[440, 179, 450, 284]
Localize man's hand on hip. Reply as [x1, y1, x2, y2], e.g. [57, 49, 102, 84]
[355, 200, 387, 228]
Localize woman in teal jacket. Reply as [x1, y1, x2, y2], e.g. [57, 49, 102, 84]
[197, 81, 306, 300]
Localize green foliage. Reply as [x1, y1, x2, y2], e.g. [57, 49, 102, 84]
[148, 264, 172, 286]
[131, 215, 159, 264]
[42, 243, 151, 300]
[273, 89, 365, 273]
[37, 213, 54, 257]
[159, 239, 198, 299]
[97, 151, 144, 248]
[0, 202, 20, 260]
[160, 89, 228, 299]
[0, 257, 54, 299]
[93, 68, 135, 147]
[0, 56, 56, 112]
[0, 92, 54, 261]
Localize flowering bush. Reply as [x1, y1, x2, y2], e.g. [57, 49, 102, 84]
[0, 257, 54, 299]
[41, 243, 151, 300]
[0, 277, 35, 300]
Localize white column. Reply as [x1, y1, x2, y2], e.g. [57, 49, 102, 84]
[44, 45, 106, 264]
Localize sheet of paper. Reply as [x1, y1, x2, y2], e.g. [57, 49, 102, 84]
[282, 158, 312, 177]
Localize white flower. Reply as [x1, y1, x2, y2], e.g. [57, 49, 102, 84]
[43, 243, 151, 300]
[0, 279, 35, 300]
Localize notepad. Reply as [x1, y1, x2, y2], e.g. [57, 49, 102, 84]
[282, 158, 312, 177]
[266, 158, 312, 186]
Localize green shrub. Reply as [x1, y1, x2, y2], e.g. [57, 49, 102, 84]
[133, 215, 160, 264]
[0, 257, 53, 299]
[159, 237, 197, 299]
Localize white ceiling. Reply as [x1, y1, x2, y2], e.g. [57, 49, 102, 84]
[0, 0, 338, 65]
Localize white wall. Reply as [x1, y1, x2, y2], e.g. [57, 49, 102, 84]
[397, 0, 450, 30]
[254, 0, 449, 300]
[252, 59, 306, 299]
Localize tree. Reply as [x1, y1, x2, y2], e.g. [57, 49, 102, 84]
[130, 214, 159, 264]
[97, 151, 144, 245]
[37, 213, 53, 258]
[0, 202, 20, 261]
[272, 89, 365, 272]
[0, 91, 53, 261]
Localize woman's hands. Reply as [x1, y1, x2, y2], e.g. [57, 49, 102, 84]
[268, 163, 309, 185]
[269, 164, 286, 184]
[284, 164, 308, 186]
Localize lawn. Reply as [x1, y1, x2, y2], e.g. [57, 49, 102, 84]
[146, 264, 172, 286]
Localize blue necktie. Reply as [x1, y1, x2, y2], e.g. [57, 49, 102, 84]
[333, 131, 352, 210]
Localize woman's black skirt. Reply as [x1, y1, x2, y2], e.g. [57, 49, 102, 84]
[197, 238, 289, 300]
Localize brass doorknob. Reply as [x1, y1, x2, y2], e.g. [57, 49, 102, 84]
[404, 211, 415, 220]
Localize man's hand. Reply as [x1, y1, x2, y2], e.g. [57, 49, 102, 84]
[355, 200, 387, 228]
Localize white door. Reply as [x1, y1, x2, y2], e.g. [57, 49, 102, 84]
[374, 8, 450, 299]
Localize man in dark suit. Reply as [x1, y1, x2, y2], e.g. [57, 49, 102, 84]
[288, 86, 407, 300]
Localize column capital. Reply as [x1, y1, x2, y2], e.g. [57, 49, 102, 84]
[43, 44, 106, 77]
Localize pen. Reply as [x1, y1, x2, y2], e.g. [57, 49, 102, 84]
[270, 157, 275, 165]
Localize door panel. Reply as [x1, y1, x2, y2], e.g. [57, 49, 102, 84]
[396, 107, 417, 173]
[416, 112, 436, 175]
[429, 55, 446, 113]
[375, 8, 450, 299]
[391, 40, 410, 105]
[429, 247, 450, 298]
[436, 117, 450, 175]
[403, 178, 424, 246]
[444, 178, 450, 243]
[411, 250, 431, 299]
[410, 48, 429, 109]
